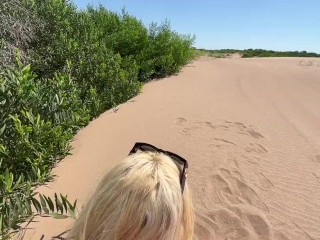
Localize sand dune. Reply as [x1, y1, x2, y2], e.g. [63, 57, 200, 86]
[21, 57, 320, 240]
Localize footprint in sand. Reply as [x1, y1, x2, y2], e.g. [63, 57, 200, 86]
[257, 173, 274, 190]
[218, 125, 229, 130]
[210, 208, 254, 239]
[257, 144, 269, 153]
[200, 121, 217, 129]
[232, 170, 244, 180]
[274, 231, 291, 240]
[247, 129, 264, 139]
[176, 119, 266, 142]
[195, 205, 273, 239]
[174, 118, 196, 135]
[247, 214, 272, 237]
[214, 138, 236, 146]
[313, 155, 320, 163]
[312, 170, 320, 182]
[226, 121, 247, 129]
[174, 119, 269, 170]
[242, 154, 261, 166]
[205, 168, 269, 212]
[174, 117, 187, 125]
[225, 121, 265, 140]
[234, 122, 247, 128]
[235, 178, 269, 212]
[175, 118, 213, 135]
[245, 143, 269, 154]
[226, 155, 240, 168]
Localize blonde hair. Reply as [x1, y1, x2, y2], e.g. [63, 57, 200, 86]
[69, 151, 194, 240]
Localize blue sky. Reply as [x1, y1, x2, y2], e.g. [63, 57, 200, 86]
[73, 0, 320, 53]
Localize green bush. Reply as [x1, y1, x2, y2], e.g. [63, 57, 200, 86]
[0, 0, 195, 237]
[0, 60, 80, 237]
[138, 21, 195, 80]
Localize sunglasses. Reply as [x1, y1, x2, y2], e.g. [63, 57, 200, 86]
[129, 142, 189, 193]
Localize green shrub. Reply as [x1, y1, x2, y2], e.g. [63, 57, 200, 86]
[28, 3, 194, 81]
[0, 0, 195, 236]
[0, 60, 80, 237]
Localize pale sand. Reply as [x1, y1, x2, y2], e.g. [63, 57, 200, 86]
[21, 57, 320, 240]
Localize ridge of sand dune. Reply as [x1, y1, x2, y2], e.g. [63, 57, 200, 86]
[20, 57, 320, 240]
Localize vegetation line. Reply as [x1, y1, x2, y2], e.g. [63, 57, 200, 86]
[196, 48, 320, 58]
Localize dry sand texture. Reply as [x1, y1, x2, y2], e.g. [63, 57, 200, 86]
[21, 57, 320, 240]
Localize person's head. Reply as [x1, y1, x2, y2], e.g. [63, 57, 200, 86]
[69, 143, 194, 240]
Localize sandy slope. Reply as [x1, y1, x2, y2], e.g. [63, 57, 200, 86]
[20, 57, 320, 240]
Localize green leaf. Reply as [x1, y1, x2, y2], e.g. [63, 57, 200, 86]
[15, 194, 23, 212]
[5, 169, 13, 193]
[39, 194, 49, 214]
[0, 124, 6, 136]
[31, 197, 42, 214]
[44, 195, 55, 212]
[25, 111, 34, 125]
[55, 193, 64, 214]
[39, 194, 47, 209]
[12, 174, 22, 191]
[66, 205, 76, 219]
[22, 65, 31, 75]
[49, 213, 68, 219]
[24, 198, 32, 215]
[0, 214, 3, 233]
[0, 144, 6, 154]
[43, 206, 49, 215]
[60, 194, 68, 213]
[55, 94, 60, 104]
[72, 199, 77, 211]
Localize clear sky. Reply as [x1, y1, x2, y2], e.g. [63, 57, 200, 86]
[72, 0, 320, 53]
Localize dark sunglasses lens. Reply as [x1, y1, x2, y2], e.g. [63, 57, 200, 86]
[139, 145, 157, 152]
[169, 155, 184, 172]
